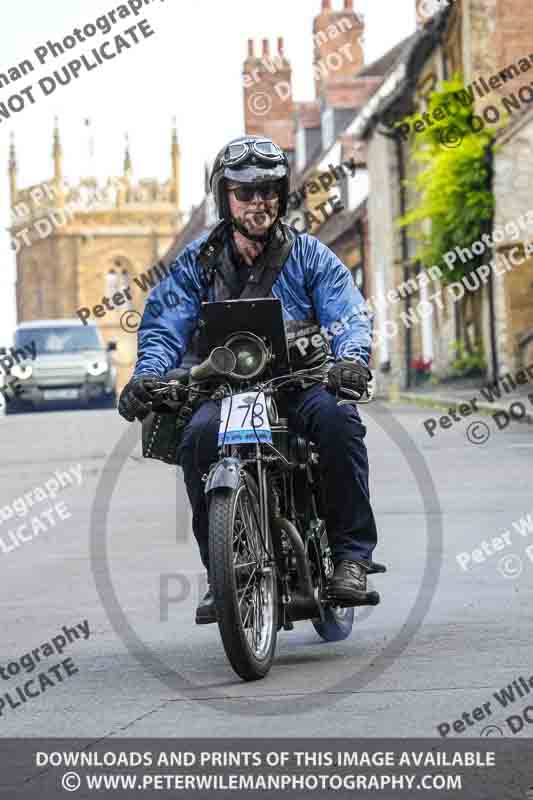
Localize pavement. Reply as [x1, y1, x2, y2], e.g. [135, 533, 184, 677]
[395, 373, 533, 427]
[0, 400, 532, 742]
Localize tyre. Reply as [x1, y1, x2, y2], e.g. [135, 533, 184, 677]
[208, 474, 278, 681]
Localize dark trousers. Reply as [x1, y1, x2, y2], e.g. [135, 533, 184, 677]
[177, 384, 378, 572]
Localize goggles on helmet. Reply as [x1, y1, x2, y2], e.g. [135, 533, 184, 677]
[221, 139, 285, 167]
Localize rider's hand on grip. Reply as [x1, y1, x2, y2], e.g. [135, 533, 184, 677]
[327, 359, 373, 402]
[118, 373, 160, 422]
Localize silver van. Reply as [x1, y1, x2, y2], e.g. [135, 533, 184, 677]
[7, 319, 117, 413]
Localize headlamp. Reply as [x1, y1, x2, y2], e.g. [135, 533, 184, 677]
[11, 363, 32, 380]
[224, 332, 269, 381]
[87, 361, 108, 377]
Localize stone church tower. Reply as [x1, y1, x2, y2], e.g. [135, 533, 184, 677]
[9, 120, 183, 390]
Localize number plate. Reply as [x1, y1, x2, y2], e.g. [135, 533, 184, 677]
[219, 392, 272, 445]
[43, 389, 79, 400]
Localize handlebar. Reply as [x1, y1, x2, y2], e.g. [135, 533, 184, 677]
[148, 363, 373, 411]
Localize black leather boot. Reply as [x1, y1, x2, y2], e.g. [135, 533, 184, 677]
[326, 559, 368, 605]
[195, 587, 217, 625]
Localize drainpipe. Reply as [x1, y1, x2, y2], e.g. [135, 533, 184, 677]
[396, 136, 412, 390]
[484, 145, 498, 380]
[440, 33, 461, 342]
[358, 218, 366, 297]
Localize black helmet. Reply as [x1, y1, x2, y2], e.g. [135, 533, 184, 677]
[210, 136, 290, 224]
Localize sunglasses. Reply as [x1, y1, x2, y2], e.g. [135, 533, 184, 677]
[227, 182, 281, 202]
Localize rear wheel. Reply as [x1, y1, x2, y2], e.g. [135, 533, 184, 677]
[209, 474, 278, 681]
[311, 528, 354, 642]
[312, 605, 354, 642]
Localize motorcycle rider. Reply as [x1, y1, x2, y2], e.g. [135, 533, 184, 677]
[119, 135, 379, 624]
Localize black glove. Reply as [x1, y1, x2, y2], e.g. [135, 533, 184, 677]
[327, 359, 372, 400]
[118, 373, 160, 422]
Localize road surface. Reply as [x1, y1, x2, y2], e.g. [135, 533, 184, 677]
[0, 401, 532, 740]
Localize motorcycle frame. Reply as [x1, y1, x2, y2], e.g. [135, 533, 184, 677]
[204, 388, 328, 628]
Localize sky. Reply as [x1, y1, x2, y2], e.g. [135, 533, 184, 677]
[0, 0, 416, 344]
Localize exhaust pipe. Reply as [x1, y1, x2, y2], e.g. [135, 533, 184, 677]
[272, 516, 316, 605]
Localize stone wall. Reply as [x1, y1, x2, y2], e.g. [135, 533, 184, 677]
[15, 208, 178, 393]
[367, 131, 404, 392]
[493, 110, 533, 375]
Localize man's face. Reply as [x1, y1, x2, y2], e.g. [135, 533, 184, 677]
[227, 181, 280, 237]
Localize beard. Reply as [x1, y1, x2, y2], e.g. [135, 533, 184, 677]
[240, 203, 278, 236]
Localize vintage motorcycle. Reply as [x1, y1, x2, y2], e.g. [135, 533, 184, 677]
[141, 298, 384, 682]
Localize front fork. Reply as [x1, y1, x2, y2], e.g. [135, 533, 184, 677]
[256, 443, 270, 555]
[204, 445, 276, 588]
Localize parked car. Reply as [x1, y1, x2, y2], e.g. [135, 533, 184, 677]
[7, 319, 117, 413]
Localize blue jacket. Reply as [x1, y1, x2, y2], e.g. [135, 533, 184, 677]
[134, 230, 372, 378]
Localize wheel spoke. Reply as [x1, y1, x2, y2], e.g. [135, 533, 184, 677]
[225, 479, 275, 662]
[241, 498, 260, 561]
[233, 519, 248, 558]
[242, 594, 255, 628]
[238, 567, 258, 610]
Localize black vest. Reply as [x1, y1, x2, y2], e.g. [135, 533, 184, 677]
[197, 220, 297, 302]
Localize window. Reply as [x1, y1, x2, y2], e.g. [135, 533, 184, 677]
[339, 173, 349, 211]
[120, 268, 130, 289]
[106, 269, 119, 295]
[16, 326, 103, 354]
[296, 126, 307, 173]
[106, 258, 133, 308]
[120, 266, 133, 309]
[321, 107, 335, 151]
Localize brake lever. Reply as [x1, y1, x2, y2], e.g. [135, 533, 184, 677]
[146, 381, 189, 415]
[335, 386, 373, 406]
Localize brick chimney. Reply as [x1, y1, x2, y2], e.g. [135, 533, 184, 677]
[469, 0, 533, 95]
[313, 0, 365, 99]
[242, 37, 294, 152]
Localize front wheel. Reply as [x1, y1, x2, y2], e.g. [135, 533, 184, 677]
[208, 474, 278, 681]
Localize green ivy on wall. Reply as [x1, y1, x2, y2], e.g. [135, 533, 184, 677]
[396, 76, 496, 287]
